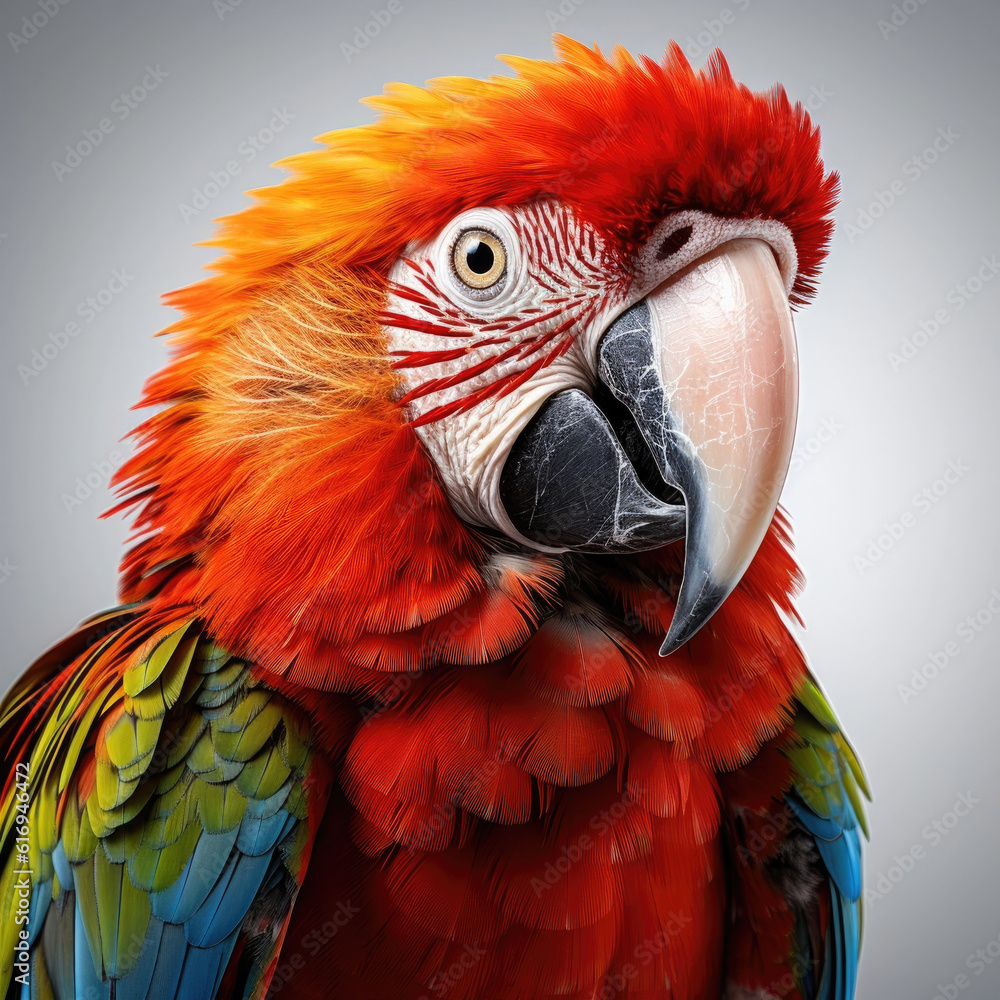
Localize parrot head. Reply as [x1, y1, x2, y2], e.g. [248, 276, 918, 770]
[114, 36, 837, 676]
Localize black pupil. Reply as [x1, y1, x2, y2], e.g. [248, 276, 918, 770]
[465, 239, 495, 274]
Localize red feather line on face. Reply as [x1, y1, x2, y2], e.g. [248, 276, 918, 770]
[383, 203, 620, 427]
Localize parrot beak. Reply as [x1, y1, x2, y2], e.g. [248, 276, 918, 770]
[499, 237, 797, 654]
[598, 238, 798, 654]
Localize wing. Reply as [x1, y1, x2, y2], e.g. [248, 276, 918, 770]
[721, 674, 870, 1000]
[0, 609, 333, 1000]
[784, 676, 870, 1000]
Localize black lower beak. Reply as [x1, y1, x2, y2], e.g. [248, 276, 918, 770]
[498, 384, 686, 554]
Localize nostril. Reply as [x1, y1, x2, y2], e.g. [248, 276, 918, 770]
[656, 225, 693, 261]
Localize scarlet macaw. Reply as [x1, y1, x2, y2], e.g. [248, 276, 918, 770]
[0, 36, 868, 1000]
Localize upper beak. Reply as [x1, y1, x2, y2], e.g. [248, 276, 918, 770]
[599, 238, 798, 654]
[499, 237, 798, 655]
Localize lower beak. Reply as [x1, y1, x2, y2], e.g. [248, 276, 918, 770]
[499, 238, 798, 654]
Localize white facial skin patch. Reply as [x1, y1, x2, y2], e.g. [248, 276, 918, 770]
[383, 200, 798, 545]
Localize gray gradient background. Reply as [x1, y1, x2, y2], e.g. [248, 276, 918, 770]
[1, 0, 998, 996]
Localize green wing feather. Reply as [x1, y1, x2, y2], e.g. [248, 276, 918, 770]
[0, 610, 332, 1000]
[784, 674, 870, 1000]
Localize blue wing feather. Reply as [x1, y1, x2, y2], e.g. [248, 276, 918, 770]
[0, 617, 332, 1000]
[115, 918, 164, 1000]
[184, 849, 275, 948]
[784, 679, 869, 1000]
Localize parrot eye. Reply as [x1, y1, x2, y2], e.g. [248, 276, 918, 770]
[452, 229, 507, 292]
